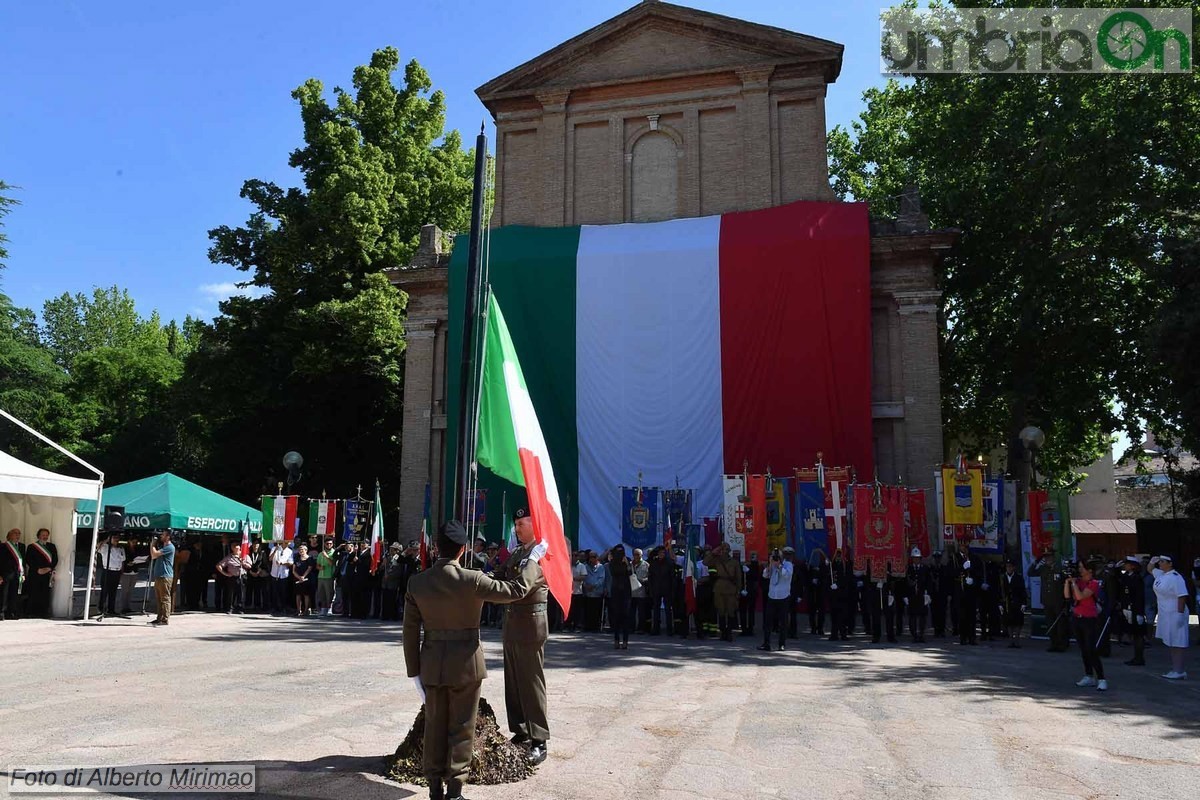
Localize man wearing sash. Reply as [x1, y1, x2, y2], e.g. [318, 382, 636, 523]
[25, 528, 58, 618]
[1, 528, 25, 620]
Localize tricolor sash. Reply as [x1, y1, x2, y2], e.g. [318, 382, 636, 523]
[30, 541, 53, 567]
[5, 540, 24, 587]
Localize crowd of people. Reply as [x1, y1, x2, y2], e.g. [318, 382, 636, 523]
[77, 529, 1200, 686]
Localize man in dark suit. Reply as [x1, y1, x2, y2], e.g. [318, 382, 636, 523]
[24, 528, 57, 618]
[1, 528, 25, 620]
[403, 521, 535, 800]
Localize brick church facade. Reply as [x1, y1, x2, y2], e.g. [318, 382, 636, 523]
[389, 1, 955, 535]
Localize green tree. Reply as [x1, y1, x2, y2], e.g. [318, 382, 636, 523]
[828, 10, 1200, 486]
[0, 180, 17, 270]
[0, 294, 74, 467]
[187, 47, 472, 500]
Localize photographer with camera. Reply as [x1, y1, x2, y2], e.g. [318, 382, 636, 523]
[1065, 560, 1107, 691]
[758, 548, 792, 651]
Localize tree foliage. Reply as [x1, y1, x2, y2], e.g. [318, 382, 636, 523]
[828, 6, 1200, 485]
[185, 47, 472, 501]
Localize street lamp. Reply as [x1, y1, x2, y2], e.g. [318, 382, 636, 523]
[283, 451, 304, 491]
[1019, 426, 1045, 490]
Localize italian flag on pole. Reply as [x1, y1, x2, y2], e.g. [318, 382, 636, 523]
[370, 482, 384, 572]
[476, 292, 573, 619]
[261, 495, 298, 542]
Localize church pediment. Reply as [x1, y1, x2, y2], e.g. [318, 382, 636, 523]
[477, 1, 843, 102]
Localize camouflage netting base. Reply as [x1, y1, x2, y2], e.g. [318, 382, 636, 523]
[385, 698, 536, 787]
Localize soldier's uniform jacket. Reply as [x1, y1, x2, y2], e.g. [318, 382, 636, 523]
[496, 542, 549, 644]
[1028, 558, 1063, 609]
[402, 557, 531, 686]
[704, 553, 742, 600]
[906, 563, 929, 604]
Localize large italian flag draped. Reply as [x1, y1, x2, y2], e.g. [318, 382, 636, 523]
[476, 293, 573, 619]
[448, 200, 873, 554]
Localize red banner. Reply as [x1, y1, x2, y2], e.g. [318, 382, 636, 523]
[1027, 490, 1052, 557]
[745, 475, 768, 560]
[854, 485, 905, 574]
[905, 489, 931, 557]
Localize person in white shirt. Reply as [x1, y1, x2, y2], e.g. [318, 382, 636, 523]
[1152, 555, 1190, 679]
[631, 548, 650, 633]
[95, 532, 127, 620]
[759, 549, 794, 652]
[270, 540, 295, 615]
[567, 551, 587, 632]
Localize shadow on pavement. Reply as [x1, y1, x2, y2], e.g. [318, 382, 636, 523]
[180, 615, 1200, 741]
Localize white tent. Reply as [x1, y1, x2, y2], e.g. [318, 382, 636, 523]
[0, 411, 104, 619]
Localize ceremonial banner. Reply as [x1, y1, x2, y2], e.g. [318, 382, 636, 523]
[1030, 488, 1073, 559]
[823, 469, 851, 554]
[765, 478, 788, 552]
[1019, 520, 1041, 610]
[853, 485, 905, 575]
[621, 487, 659, 552]
[941, 465, 985, 525]
[969, 479, 1004, 554]
[343, 498, 371, 542]
[307, 500, 337, 537]
[723, 475, 746, 557]
[796, 481, 828, 559]
[662, 489, 693, 525]
[703, 517, 721, 549]
[419, 482, 431, 569]
[934, 472, 961, 547]
[446, 201, 874, 554]
[468, 488, 487, 526]
[905, 489, 931, 557]
[261, 495, 298, 542]
[746, 474, 768, 562]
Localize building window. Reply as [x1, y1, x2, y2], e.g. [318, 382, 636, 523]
[630, 132, 678, 222]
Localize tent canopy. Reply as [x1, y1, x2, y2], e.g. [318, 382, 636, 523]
[0, 449, 101, 500]
[77, 472, 262, 534]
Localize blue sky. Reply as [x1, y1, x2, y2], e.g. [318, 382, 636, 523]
[0, 0, 889, 322]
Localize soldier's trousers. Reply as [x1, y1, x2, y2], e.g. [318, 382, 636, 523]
[930, 595, 947, 635]
[807, 589, 825, 634]
[1046, 604, 1070, 650]
[908, 606, 927, 640]
[503, 637, 550, 743]
[424, 678, 482, 794]
[892, 598, 907, 640]
[959, 596, 977, 644]
[865, 586, 883, 641]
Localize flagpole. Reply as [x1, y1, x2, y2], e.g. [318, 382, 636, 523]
[454, 122, 490, 522]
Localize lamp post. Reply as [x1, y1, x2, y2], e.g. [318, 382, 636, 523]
[1019, 425, 1045, 491]
[283, 451, 304, 491]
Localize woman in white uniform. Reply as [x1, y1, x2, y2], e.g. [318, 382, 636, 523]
[1152, 555, 1190, 680]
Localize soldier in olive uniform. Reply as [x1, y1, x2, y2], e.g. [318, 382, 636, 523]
[403, 521, 537, 800]
[1028, 550, 1069, 652]
[495, 508, 551, 767]
[704, 541, 741, 642]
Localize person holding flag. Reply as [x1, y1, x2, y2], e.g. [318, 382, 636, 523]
[495, 508, 551, 766]
[474, 292, 576, 769]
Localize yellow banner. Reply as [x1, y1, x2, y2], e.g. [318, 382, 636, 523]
[941, 466, 984, 525]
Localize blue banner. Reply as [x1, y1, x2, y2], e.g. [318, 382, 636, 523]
[344, 498, 371, 542]
[621, 487, 659, 551]
[662, 489, 693, 525]
[796, 481, 827, 561]
[969, 479, 1005, 554]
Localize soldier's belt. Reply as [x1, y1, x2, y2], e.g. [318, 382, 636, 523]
[506, 603, 548, 616]
[424, 629, 481, 642]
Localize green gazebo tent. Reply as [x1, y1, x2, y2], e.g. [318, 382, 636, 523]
[76, 472, 263, 535]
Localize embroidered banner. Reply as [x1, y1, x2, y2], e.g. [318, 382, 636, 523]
[620, 486, 659, 552]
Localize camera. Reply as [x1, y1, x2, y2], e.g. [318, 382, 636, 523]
[770, 549, 782, 563]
